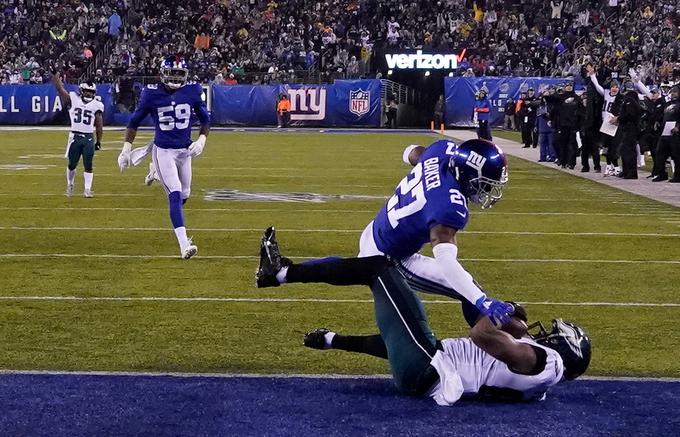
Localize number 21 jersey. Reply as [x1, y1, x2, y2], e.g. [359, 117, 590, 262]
[127, 83, 210, 149]
[372, 140, 469, 259]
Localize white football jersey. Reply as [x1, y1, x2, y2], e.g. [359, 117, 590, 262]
[68, 91, 104, 133]
[602, 91, 618, 115]
[428, 337, 564, 406]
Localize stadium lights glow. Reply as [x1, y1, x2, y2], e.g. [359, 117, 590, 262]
[387, 69, 393, 76]
[424, 71, 430, 77]
[448, 72, 454, 77]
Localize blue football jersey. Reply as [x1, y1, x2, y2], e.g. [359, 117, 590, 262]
[372, 140, 469, 259]
[127, 82, 210, 149]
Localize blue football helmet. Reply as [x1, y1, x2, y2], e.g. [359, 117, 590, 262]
[530, 319, 592, 380]
[160, 56, 189, 90]
[449, 139, 508, 209]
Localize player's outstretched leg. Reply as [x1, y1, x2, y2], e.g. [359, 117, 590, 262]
[304, 328, 388, 358]
[168, 191, 197, 259]
[255, 226, 388, 288]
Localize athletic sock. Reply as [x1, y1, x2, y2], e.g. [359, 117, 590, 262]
[66, 168, 76, 186]
[275, 266, 288, 284]
[285, 256, 390, 286]
[83, 172, 93, 190]
[332, 334, 388, 359]
[174, 226, 190, 249]
[323, 331, 336, 349]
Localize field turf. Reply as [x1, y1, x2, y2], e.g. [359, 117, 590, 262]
[1, 128, 679, 379]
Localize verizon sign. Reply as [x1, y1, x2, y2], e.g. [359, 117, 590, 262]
[385, 50, 461, 70]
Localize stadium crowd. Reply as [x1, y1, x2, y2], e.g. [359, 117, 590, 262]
[0, 0, 127, 84]
[2, 1, 679, 85]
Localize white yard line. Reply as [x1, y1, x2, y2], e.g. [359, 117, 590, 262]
[0, 369, 676, 382]
[1, 253, 678, 263]
[1, 226, 680, 238]
[0, 205, 677, 217]
[0, 295, 678, 307]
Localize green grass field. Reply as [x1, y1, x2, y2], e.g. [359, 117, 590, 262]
[1, 129, 679, 377]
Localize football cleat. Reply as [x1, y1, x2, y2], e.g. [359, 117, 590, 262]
[256, 226, 292, 288]
[181, 238, 198, 260]
[65, 184, 74, 197]
[303, 328, 333, 350]
[145, 162, 158, 186]
[83, 189, 94, 198]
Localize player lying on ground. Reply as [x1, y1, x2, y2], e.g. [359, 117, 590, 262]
[52, 73, 103, 198]
[256, 234, 591, 405]
[258, 138, 514, 326]
[117, 56, 210, 259]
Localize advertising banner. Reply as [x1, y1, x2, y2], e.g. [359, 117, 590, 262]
[444, 77, 566, 127]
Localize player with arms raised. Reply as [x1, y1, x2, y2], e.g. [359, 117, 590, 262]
[258, 139, 514, 327]
[117, 56, 210, 259]
[52, 73, 104, 198]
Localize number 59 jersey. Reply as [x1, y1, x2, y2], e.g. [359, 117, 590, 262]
[372, 140, 469, 259]
[127, 83, 210, 149]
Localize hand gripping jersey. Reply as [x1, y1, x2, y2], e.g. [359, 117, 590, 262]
[68, 92, 104, 133]
[428, 337, 564, 406]
[372, 140, 468, 259]
[127, 83, 210, 149]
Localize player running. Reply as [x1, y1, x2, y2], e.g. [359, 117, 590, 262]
[117, 56, 210, 259]
[258, 138, 514, 327]
[52, 73, 104, 198]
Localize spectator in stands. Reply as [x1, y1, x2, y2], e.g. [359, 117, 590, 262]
[108, 10, 122, 40]
[224, 74, 238, 85]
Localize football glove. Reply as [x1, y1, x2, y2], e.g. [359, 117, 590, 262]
[95, 141, 101, 151]
[475, 296, 515, 328]
[118, 142, 133, 171]
[188, 134, 207, 158]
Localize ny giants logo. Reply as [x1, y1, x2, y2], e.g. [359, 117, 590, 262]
[288, 88, 327, 121]
[349, 89, 370, 116]
[466, 150, 487, 172]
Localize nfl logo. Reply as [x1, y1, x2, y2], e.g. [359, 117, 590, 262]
[349, 89, 370, 116]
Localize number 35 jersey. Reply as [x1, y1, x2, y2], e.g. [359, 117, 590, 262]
[372, 140, 469, 259]
[68, 92, 104, 133]
[127, 83, 210, 149]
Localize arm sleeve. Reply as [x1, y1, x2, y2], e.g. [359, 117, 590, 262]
[589, 74, 605, 96]
[127, 88, 150, 129]
[635, 81, 652, 98]
[432, 242, 486, 305]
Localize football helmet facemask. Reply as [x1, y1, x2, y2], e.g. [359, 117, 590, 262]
[529, 319, 591, 380]
[160, 56, 189, 90]
[79, 82, 96, 103]
[449, 139, 508, 209]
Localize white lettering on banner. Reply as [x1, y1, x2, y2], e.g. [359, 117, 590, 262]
[0, 96, 19, 113]
[31, 96, 41, 112]
[385, 50, 459, 70]
[289, 88, 326, 121]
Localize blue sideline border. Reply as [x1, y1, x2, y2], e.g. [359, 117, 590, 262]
[0, 372, 677, 436]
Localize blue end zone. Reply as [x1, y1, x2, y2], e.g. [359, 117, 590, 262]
[0, 374, 677, 436]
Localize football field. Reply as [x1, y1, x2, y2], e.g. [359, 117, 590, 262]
[1, 128, 679, 434]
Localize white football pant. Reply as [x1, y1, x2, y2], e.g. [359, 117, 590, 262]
[358, 221, 461, 298]
[151, 145, 192, 199]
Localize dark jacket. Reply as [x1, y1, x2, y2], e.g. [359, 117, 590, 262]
[617, 90, 642, 135]
[548, 91, 584, 128]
